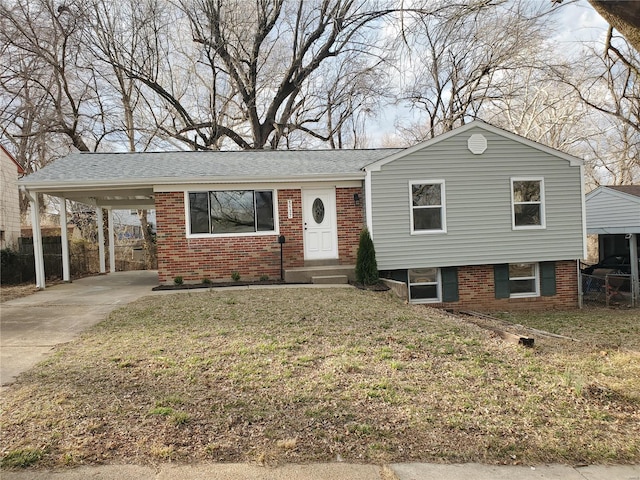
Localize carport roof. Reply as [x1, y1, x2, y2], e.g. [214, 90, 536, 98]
[19, 148, 401, 208]
[606, 185, 640, 198]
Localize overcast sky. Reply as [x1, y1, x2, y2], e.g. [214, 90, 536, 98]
[369, 0, 611, 146]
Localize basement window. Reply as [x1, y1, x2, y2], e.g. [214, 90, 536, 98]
[508, 263, 539, 298]
[408, 268, 442, 303]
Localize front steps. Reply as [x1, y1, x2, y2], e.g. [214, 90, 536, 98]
[284, 264, 355, 284]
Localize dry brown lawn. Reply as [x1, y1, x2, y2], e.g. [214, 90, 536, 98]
[1, 288, 638, 469]
[0, 284, 38, 303]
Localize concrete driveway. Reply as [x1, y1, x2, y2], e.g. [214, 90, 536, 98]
[0, 270, 159, 387]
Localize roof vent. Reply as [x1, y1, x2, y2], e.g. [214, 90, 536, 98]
[468, 134, 487, 155]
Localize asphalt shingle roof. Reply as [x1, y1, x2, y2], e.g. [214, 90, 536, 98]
[22, 149, 402, 185]
[607, 185, 640, 198]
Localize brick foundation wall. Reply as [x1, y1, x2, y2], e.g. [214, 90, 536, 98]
[156, 187, 362, 284]
[430, 260, 579, 311]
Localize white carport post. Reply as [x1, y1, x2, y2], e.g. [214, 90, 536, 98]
[59, 196, 70, 282]
[96, 206, 106, 274]
[26, 189, 45, 289]
[108, 208, 116, 273]
[630, 233, 639, 307]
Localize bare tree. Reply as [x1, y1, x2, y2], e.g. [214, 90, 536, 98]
[0, 0, 101, 155]
[586, 1, 640, 53]
[394, 0, 555, 142]
[551, 30, 640, 185]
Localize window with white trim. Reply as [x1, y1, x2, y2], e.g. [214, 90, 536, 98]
[511, 178, 545, 228]
[508, 263, 539, 298]
[188, 190, 275, 235]
[408, 268, 442, 303]
[410, 181, 446, 233]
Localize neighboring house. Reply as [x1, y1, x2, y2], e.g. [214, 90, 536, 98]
[113, 209, 156, 241]
[585, 185, 640, 303]
[0, 145, 25, 250]
[19, 121, 586, 310]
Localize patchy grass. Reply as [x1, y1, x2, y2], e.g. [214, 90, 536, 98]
[1, 289, 638, 469]
[493, 308, 640, 351]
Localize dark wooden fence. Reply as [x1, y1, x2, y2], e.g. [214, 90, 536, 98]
[1, 238, 155, 285]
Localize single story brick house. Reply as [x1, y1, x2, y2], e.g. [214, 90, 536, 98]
[20, 121, 586, 310]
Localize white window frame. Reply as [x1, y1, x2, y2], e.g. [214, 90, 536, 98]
[185, 190, 279, 238]
[409, 180, 447, 234]
[508, 263, 540, 298]
[408, 267, 442, 303]
[511, 177, 545, 230]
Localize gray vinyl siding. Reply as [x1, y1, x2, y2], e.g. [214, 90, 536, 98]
[586, 190, 640, 231]
[370, 127, 584, 270]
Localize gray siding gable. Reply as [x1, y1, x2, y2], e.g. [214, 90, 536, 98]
[368, 125, 585, 270]
[586, 187, 640, 234]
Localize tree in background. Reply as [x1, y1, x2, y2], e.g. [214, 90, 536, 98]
[394, 0, 552, 141]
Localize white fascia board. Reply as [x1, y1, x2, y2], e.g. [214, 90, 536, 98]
[19, 174, 366, 192]
[364, 120, 583, 172]
[587, 226, 640, 235]
[18, 179, 155, 192]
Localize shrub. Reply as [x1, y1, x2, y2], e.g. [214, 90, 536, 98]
[173, 276, 183, 286]
[231, 271, 241, 282]
[355, 227, 379, 285]
[0, 248, 24, 284]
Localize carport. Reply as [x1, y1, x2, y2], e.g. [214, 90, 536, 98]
[585, 185, 640, 306]
[19, 161, 156, 289]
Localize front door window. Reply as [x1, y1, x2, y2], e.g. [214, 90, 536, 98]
[312, 198, 325, 224]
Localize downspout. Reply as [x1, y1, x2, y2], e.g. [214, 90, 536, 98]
[22, 187, 45, 289]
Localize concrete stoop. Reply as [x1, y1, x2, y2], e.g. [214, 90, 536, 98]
[284, 264, 355, 284]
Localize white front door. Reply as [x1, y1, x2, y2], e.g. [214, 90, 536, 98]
[303, 188, 338, 260]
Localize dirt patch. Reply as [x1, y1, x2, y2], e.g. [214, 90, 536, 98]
[0, 284, 38, 303]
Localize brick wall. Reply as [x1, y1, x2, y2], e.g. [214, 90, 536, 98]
[337, 186, 364, 264]
[156, 187, 362, 284]
[430, 260, 579, 311]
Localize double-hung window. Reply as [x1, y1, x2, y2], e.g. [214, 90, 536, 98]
[188, 190, 275, 235]
[410, 180, 446, 233]
[508, 263, 539, 298]
[511, 178, 545, 229]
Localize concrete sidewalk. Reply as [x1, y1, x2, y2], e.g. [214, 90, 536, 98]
[1, 462, 638, 479]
